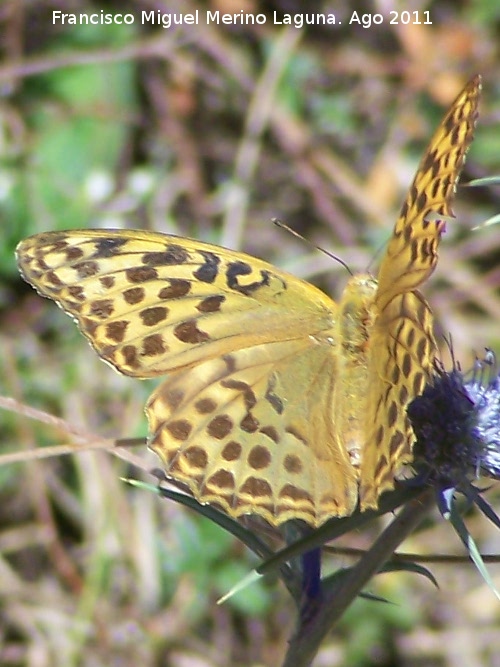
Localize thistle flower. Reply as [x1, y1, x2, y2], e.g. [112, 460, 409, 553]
[408, 352, 500, 530]
[408, 353, 500, 485]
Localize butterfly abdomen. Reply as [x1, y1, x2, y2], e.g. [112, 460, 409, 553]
[335, 275, 378, 467]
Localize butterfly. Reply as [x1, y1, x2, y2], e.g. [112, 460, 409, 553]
[16, 75, 481, 527]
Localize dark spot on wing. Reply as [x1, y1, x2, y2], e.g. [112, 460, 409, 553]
[226, 261, 271, 296]
[207, 415, 233, 439]
[93, 237, 129, 258]
[284, 454, 302, 474]
[106, 320, 129, 343]
[260, 425, 279, 443]
[166, 419, 192, 441]
[99, 276, 115, 289]
[222, 441, 242, 461]
[194, 251, 220, 284]
[163, 388, 184, 410]
[68, 285, 85, 301]
[126, 266, 158, 283]
[65, 246, 84, 261]
[208, 469, 234, 490]
[142, 244, 189, 266]
[74, 261, 99, 279]
[174, 320, 209, 344]
[122, 345, 139, 368]
[158, 279, 191, 299]
[90, 299, 115, 319]
[240, 412, 259, 433]
[140, 306, 168, 327]
[123, 287, 146, 305]
[240, 477, 272, 498]
[195, 397, 217, 414]
[248, 445, 271, 470]
[46, 271, 63, 286]
[196, 295, 225, 312]
[184, 446, 208, 469]
[141, 334, 166, 356]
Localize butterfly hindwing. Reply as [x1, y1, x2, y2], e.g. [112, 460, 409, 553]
[359, 76, 481, 508]
[148, 338, 358, 526]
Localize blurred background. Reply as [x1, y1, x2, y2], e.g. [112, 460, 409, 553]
[1, 1, 499, 665]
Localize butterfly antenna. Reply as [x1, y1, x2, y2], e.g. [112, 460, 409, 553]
[272, 218, 353, 276]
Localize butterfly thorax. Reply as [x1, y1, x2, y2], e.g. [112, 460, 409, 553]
[335, 274, 378, 469]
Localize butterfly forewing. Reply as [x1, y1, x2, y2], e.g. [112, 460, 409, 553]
[359, 75, 481, 509]
[376, 75, 481, 310]
[17, 230, 336, 377]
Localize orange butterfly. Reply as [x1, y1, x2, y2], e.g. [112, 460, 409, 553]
[17, 76, 481, 526]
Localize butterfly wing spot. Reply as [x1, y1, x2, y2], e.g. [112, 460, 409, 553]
[141, 246, 190, 265]
[75, 261, 101, 279]
[139, 306, 168, 327]
[197, 295, 225, 312]
[125, 266, 158, 283]
[389, 430, 406, 456]
[165, 419, 192, 441]
[374, 454, 389, 480]
[220, 379, 257, 410]
[226, 261, 272, 296]
[46, 270, 63, 286]
[240, 477, 273, 498]
[260, 425, 279, 443]
[193, 251, 220, 283]
[92, 237, 129, 257]
[247, 445, 272, 470]
[142, 334, 167, 357]
[240, 412, 259, 433]
[173, 320, 210, 344]
[413, 372, 425, 396]
[60, 245, 83, 261]
[123, 287, 146, 304]
[89, 299, 115, 318]
[183, 446, 208, 469]
[122, 345, 139, 369]
[194, 397, 217, 414]
[285, 425, 308, 446]
[68, 285, 85, 301]
[283, 454, 303, 474]
[164, 388, 185, 410]
[279, 485, 314, 505]
[105, 321, 128, 343]
[206, 414, 233, 439]
[206, 469, 235, 491]
[265, 374, 284, 414]
[387, 402, 398, 428]
[99, 276, 115, 289]
[158, 279, 191, 299]
[221, 441, 243, 462]
[403, 352, 414, 378]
